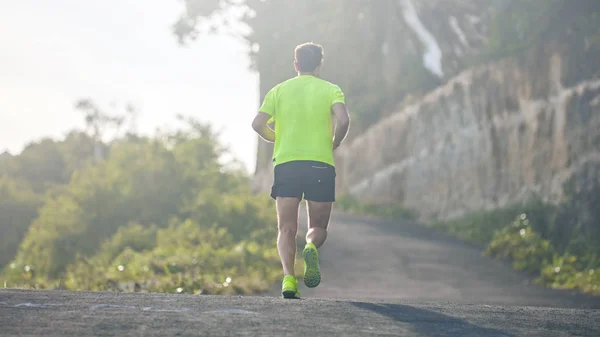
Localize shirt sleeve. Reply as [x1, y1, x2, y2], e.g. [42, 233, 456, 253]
[331, 85, 345, 105]
[258, 88, 276, 118]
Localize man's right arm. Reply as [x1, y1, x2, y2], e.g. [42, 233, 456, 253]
[332, 102, 350, 150]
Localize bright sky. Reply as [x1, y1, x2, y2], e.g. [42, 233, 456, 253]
[0, 0, 259, 173]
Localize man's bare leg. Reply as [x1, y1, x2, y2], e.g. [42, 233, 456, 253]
[276, 197, 301, 277]
[302, 200, 332, 288]
[306, 200, 332, 248]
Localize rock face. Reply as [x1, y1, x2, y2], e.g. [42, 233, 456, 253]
[334, 42, 600, 221]
[252, 0, 600, 222]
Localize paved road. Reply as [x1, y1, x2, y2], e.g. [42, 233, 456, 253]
[267, 210, 600, 309]
[1, 211, 599, 336]
[1, 289, 599, 336]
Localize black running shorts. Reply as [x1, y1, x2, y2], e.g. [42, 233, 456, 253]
[270, 160, 336, 202]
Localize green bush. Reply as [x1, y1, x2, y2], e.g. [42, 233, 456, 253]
[484, 214, 555, 274]
[1, 118, 282, 295]
[463, 207, 600, 295]
[430, 199, 554, 246]
[540, 255, 600, 294]
[57, 219, 280, 295]
[484, 215, 600, 295]
[0, 178, 43, 267]
[0, 132, 97, 268]
[483, 216, 600, 296]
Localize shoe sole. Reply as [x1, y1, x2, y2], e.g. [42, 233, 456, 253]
[282, 290, 300, 299]
[303, 246, 321, 288]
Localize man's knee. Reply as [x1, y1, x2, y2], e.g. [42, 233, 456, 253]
[278, 222, 298, 234]
[306, 227, 327, 248]
[307, 227, 327, 239]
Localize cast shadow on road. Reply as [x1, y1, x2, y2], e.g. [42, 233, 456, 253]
[350, 302, 515, 337]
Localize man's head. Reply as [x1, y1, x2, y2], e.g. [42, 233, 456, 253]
[294, 42, 323, 75]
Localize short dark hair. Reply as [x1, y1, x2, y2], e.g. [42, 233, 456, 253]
[294, 42, 324, 72]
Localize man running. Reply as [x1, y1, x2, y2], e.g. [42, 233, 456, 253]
[251, 42, 351, 299]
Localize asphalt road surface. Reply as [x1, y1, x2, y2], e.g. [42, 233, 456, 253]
[1, 211, 599, 336]
[277, 211, 600, 308]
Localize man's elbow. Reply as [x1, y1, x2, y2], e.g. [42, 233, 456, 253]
[339, 115, 351, 129]
[251, 119, 262, 132]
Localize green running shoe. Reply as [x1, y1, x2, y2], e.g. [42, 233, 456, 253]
[302, 242, 321, 288]
[281, 275, 300, 299]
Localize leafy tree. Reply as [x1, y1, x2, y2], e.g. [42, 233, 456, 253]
[75, 98, 133, 160]
[63, 218, 279, 294]
[0, 132, 98, 268]
[0, 132, 98, 192]
[486, 0, 600, 58]
[0, 178, 43, 267]
[10, 116, 278, 283]
[13, 137, 184, 277]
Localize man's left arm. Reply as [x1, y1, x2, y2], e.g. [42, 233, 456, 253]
[252, 89, 276, 143]
[252, 112, 275, 143]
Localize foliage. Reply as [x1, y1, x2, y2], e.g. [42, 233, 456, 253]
[59, 218, 279, 295]
[483, 214, 600, 295]
[433, 193, 600, 295]
[1, 112, 281, 295]
[429, 199, 555, 246]
[11, 137, 186, 277]
[485, 0, 600, 60]
[550, 164, 600, 256]
[0, 178, 43, 267]
[0, 132, 98, 267]
[539, 254, 600, 294]
[484, 214, 555, 274]
[0, 132, 97, 193]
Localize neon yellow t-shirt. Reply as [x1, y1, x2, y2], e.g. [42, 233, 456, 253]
[258, 75, 345, 167]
